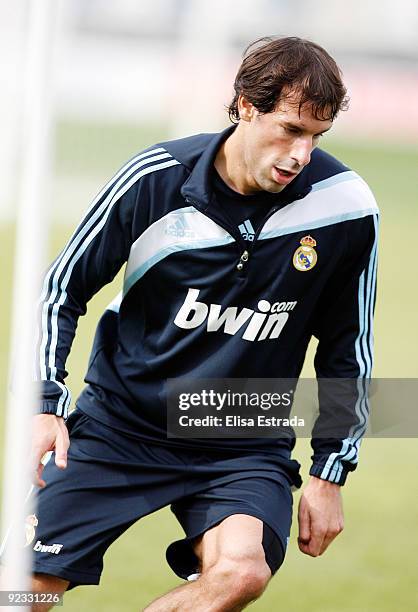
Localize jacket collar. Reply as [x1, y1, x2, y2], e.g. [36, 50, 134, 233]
[180, 125, 312, 212]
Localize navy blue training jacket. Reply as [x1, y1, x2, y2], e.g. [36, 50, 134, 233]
[37, 126, 379, 485]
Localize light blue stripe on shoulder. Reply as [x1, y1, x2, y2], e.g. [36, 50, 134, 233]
[260, 207, 377, 241]
[311, 170, 359, 192]
[123, 236, 234, 296]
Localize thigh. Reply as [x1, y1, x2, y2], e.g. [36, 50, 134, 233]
[195, 513, 267, 571]
[30, 410, 188, 588]
[166, 476, 293, 579]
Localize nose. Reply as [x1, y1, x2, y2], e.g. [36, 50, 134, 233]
[290, 138, 312, 167]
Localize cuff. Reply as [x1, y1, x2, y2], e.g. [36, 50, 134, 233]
[309, 462, 350, 486]
[38, 401, 69, 419]
[39, 380, 72, 418]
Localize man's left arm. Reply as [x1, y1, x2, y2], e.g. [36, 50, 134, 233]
[298, 210, 379, 556]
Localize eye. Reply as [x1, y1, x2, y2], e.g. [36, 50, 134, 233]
[284, 126, 300, 135]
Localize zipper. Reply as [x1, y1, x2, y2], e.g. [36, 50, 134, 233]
[184, 197, 286, 274]
[236, 249, 249, 271]
[184, 196, 249, 271]
[249, 205, 281, 249]
[237, 203, 290, 270]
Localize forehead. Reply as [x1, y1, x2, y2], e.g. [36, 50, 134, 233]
[271, 96, 333, 131]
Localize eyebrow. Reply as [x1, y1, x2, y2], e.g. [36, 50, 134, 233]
[282, 121, 332, 135]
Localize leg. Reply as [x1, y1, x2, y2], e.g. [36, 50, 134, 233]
[144, 514, 271, 612]
[26, 410, 195, 595]
[0, 569, 68, 612]
[31, 574, 69, 612]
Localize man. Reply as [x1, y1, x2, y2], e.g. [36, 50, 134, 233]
[30, 36, 378, 610]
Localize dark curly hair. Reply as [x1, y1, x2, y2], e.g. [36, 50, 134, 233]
[228, 36, 349, 123]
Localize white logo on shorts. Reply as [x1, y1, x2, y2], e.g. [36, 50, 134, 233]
[33, 540, 63, 555]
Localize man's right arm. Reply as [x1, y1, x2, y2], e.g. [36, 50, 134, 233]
[36, 163, 140, 419]
[32, 150, 158, 484]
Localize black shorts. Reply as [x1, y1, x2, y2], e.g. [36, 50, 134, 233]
[31, 409, 297, 588]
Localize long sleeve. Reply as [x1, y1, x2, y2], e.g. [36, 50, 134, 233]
[309, 212, 379, 485]
[35, 153, 149, 418]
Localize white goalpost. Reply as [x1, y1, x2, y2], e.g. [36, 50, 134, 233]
[0, 0, 57, 607]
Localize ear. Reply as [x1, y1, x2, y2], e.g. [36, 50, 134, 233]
[238, 95, 256, 122]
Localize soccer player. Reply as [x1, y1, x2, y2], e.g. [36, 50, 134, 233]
[29, 37, 378, 611]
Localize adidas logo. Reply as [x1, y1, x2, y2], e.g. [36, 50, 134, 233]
[238, 219, 255, 242]
[33, 540, 63, 555]
[165, 217, 195, 238]
[174, 288, 297, 342]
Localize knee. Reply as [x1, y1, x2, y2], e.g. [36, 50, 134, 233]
[31, 574, 69, 611]
[207, 557, 271, 603]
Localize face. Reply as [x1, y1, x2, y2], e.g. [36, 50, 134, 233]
[237, 95, 333, 193]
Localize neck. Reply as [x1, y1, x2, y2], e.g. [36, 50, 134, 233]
[214, 125, 255, 195]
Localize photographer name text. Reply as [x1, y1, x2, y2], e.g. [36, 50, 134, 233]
[178, 415, 304, 428]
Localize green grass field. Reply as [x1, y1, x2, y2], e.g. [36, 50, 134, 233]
[1, 123, 417, 611]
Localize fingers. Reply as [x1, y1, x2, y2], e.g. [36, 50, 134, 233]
[320, 520, 344, 555]
[297, 477, 344, 557]
[54, 421, 70, 469]
[306, 522, 326, 557]
[297, 496, 311, 553]
[298, 512, 325, 557]
[297, 497, 310, 541]
[299, 516, 344, 557]
[30, 448, 47, 488]
[36, 463, 46, 489]
[30, 415, 70, 487]
[298, 494, 342, 557]
[30, 444, 48, 487]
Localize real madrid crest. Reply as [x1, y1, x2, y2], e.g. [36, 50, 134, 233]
[25, 514, 38, 547]
[293, 235, 317, 272]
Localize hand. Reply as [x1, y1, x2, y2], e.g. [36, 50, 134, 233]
[297, 475, 344, 557]
[31, 414, 70, 488]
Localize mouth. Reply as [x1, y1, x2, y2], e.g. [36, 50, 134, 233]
[272, 166, 298, 185]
